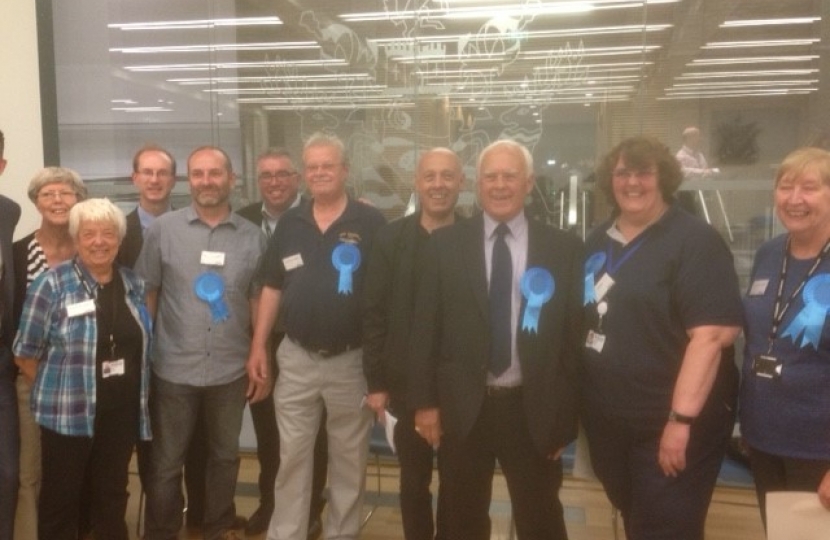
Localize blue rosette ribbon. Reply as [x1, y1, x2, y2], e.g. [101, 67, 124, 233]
[782, 273, 830, 349]
[520, 267, 555, 334]
[584, 252, 606, 305]
[332, 243, 361, 295]
[194, 271, 230, 323]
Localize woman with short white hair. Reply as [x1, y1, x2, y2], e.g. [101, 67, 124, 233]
[13, 198, 152, 540]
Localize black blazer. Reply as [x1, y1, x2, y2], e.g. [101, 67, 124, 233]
[1, 195, 21, 348]
[237, 202, 264, 228]
[116, 208, 144, 269]
[408, 213, 584, 455]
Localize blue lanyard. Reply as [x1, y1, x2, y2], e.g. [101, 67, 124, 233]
[605, 233, 649, 276]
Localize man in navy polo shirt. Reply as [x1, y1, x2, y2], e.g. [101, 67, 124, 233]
[247, 132, 385, 540]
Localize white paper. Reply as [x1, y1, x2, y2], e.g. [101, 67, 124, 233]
[383, 410, 398, 454]
[766, 491, 830, 540]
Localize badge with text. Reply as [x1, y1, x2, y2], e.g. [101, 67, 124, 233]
[282, 253, 304, 271]
[520, 267, 555, 333]
[194, 271, 230, 323]
[332, 243, 361, 295]
[66, 299, 96, 318]
[781, 273, 830, 348]
[584, 252, 606, 305]
[585, 330, 606, 353]
[200, 251, 226, 267]
[102, 359, 125, 379]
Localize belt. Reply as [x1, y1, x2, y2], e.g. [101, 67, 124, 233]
[485, 385, 522, 398]
[290, 337, 358, 358]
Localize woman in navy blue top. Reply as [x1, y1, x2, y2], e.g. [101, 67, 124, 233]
[582, 136, 743, 540]
[741, 147, 830, 527]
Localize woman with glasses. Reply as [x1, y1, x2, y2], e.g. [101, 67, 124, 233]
[13, 198, 152, 540]
[741, 147, 830, 526]
[581, 136, 743, 539]
[11, 167, 86, 540]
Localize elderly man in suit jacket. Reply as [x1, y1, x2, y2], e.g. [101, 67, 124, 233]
[409, 139, 583, 540]
[0, 128, 22, 540]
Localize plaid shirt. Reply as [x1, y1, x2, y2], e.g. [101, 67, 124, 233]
[13, 258, 152, 439]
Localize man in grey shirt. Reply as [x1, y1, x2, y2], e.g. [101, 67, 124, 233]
[137, 146, 265, 540]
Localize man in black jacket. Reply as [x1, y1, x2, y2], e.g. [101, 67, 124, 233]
[237, 148, 327, 539]
[362, 147, 465, 540]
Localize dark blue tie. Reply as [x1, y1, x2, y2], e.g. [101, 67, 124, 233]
[489, 222, 512, 376]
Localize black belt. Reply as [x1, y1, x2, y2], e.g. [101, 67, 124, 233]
[290, 337, 358, 358]
[485, 385, 522, 398]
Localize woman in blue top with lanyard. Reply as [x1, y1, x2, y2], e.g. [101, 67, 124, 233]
[582, 136, 743, 540]
[13, 198, 152, 540]
[741, 147, 830, 527]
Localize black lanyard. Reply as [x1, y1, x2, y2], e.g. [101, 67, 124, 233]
[767, 236, 830, 352]
[73, 261, 119, 359]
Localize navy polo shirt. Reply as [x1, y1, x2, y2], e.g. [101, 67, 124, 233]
[260, 198, 386, 353]
[582, 204, 743, 421]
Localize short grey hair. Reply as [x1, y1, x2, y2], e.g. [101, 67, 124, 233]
[28, 167, 88, 203]
[69, 198, 127, 242]
[477, 139, 534, 175]
[303, 132, 348, 167]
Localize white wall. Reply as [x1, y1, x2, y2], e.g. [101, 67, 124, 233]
[1, 1, 45, 239]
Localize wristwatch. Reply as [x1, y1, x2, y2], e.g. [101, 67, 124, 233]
[668, 410, 696, 425]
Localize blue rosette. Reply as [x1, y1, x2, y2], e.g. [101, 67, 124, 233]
[584, 252, 606, 305]
[782, 273, 830, 349]
[194, 271, 230, 323]
[520, 267, 555, 334]
[332, 243, 361, 295]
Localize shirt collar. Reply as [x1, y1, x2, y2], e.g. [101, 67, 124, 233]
[137, 203, 171, 231]
[261, 193, 301, 221]
[483, 210, 527, 240]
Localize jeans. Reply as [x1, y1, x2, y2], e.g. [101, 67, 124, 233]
[145, 375, 247, 540]
[0, 347, 19, 540]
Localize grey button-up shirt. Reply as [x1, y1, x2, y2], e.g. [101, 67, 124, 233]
[135, 205, 265, 386]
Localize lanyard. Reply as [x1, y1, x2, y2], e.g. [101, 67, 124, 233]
[73, 261, 119, 359]
[605, 233, 649, 276]
[72, 261, 98, 300]
[767, 236, 830, 352]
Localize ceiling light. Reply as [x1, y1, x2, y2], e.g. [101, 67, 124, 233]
[720, 17, 820, 28]
[702, 39, 819, 49]
[110, 42, 318, 54]
[109, 16, 281, 31]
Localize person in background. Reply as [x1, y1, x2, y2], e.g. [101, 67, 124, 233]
[362, 147, 465, 540]
[408, 139, 583, 540]
[12, 167, 87, 540]
[0, 128, 22, 540]
[675, 126, 719, 216]
[247, 132, 386, 540]
[741, 147, 830, 527]
[13, 198, 152, 540]
[582, 136, 742, 540]
[138, 146, 264, 540]
[237, 148, 328, 539]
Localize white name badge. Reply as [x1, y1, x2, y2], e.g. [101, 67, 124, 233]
[102, 358, 125, 379]
[200, 251, 226, 266]
[66, 299, 96, 318]
[594, 273, 615, 303]
[749, 279, 769, 296]
[585, 330, 606, 353]
[283, 253, 304, 271]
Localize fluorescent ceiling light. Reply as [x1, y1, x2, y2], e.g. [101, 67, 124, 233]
[111, 42, 318, 54]
[702, 39, 819, 49]
[690, 56, 819, 65]
[124, 59, 347, 72]
[676, 69, 818, 79]
[720, 17, 820, 28]
[669, 80, 818, 89]
[111, 106, 173, 112]
[109, 17, 281, 31]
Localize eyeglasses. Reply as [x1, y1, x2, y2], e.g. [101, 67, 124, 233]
[38, 190, 77, 200]
[612, 168, 657, 181]
[138, 169, 173, 179]
[258, 170, 297, 182]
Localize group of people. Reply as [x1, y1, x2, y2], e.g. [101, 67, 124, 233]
[0, 124, 828, 540]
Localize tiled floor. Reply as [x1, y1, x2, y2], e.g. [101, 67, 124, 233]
[124, 451, 766, 540]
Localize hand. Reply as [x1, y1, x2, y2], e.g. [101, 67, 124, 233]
[365, 391, 389, 424]
[245, 346, 271, 403]
[818, 469, 830, 510]
[548, 446, 565, 461]
[414, 407, 442, 448]
[658, 421, 690, 477]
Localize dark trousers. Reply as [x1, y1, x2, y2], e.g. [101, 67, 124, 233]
[39, 405, 139, 540]
[748, 446, 830, 529]
[439, 392, 567, 540]
[0, 349, 19, 540]
[583, 403, 735, 540]
[393, 408, 444, 540]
